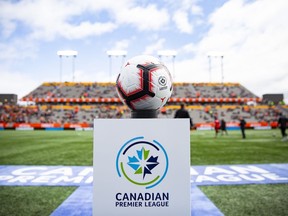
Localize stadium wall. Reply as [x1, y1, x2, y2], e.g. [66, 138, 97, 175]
[0, 121, 278, 130]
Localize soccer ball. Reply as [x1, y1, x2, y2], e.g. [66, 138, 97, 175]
[116, 55, 173, 110]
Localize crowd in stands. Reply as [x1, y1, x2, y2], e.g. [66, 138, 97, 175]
[0, 104, 130, 125]
[23, 82, 257, 100]
[0, 104, 39, 123]
[1, 102, 286, 127]
[1, 82, 287, 127]
[24, 82, 118, 100]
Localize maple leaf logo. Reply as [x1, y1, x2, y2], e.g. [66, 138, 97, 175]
[127, 147, 159, 179]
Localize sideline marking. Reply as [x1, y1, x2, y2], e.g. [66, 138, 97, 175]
[50, 186, 224, 216]
[1, 164, 287, 216]
[51, 186, 92, 216]
[191, 185, 224, 216]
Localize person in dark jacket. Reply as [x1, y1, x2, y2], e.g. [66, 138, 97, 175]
[174, 103, 193, 129]
[221, 119, 228, 135]
[278, 113, 287, 140]
[239, 117, 246, 139]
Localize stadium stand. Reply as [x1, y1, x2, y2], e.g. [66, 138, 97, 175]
[1, 82, 287, 130]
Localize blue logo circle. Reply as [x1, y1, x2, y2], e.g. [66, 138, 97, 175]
[116, 136, 169, 189]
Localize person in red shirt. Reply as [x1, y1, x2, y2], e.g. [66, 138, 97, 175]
[214, 116, 221, 138]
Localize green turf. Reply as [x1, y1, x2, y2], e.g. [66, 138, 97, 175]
[0, 129, 288, 216]
[0, 186, 76, 216]
[0, 131, 93, 165]
[191, 129, 288, 165]
[0, 130, 287, 166]
[200, 184, 288, 216]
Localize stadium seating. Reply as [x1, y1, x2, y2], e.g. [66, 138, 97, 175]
[1, 82, 286, 129]
[24, 82, 257, 99]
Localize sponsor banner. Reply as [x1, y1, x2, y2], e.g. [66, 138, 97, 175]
[45, 128, 64, 131]
[196, 123, 213, 130]
[191, 164, 288, 186]
[65, 123, 90, 128]
[93, 119, 191, 216]
[195, 122, 277, 129]
[0, 121, 279, 129]
[22, 97, 262, 103]
[254, 126, 272, 130]
[0, 122, 89, 129]
[22, 97, 121, 103]
[15, 123, 32, 128]
[15, 127, 34, 131]
[197, 127, 213, 131]
[226, 123, 239, 127]
[41, 123, 57, 128]
[75, 127, 94, 131]
[83, 127, 93, 131]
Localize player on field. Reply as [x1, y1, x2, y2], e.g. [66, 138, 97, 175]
[278, 113, 287, 141]
[239, 116, 246, 139]
[214, 116, 221, 138]
[221, 119, 228, 135]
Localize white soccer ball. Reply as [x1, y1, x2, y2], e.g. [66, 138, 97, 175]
[116, 55, 173, 110]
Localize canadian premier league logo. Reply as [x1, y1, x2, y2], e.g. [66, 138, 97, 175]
[116, 136, 169, 189]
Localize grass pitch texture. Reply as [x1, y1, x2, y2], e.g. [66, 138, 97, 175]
[0, 186, 76, 216]
[200, 184, 288, 216]
[191, 129, 288, 165]
[0, 131, 93, 165]
[0, 130, 287, 166]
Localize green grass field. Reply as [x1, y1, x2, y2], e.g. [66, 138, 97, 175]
[0, 129, 288, 215]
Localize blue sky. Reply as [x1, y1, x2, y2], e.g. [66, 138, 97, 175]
[0, 0, 287, 101]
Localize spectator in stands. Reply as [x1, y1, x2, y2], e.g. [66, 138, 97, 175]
[239, 116, 246, 139]
[221, 119, 228, 135]
[214, 116, 221, 138]
[278, 113, 287, 141]
[174, 103, 193, 129]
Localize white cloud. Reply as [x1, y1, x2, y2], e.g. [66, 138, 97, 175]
[143, 38, 166, 55]
[69, 69, 110, 82]
[169, 0, 202, 34]
[54, 21, 117, 40]
[173, 56, 208, 82]
[180, 42, 197, 54]
[113, 39, 130, 51]
[0, 0, 122, 41]
[0, 39, 37, 60]
[175, 0, 288, 96]
[0, 0, 287, 100]
[191, 4, 203, 16]
[115, 4, 170, 31]
[0, 70, 39, 98]
[0, 19, 16, 38]
[173, 10, 193, 33]
[0, 0, 170, 41]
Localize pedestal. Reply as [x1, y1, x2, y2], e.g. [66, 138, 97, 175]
[93, 119, 191, 216]
[131, 110, 158, 118]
